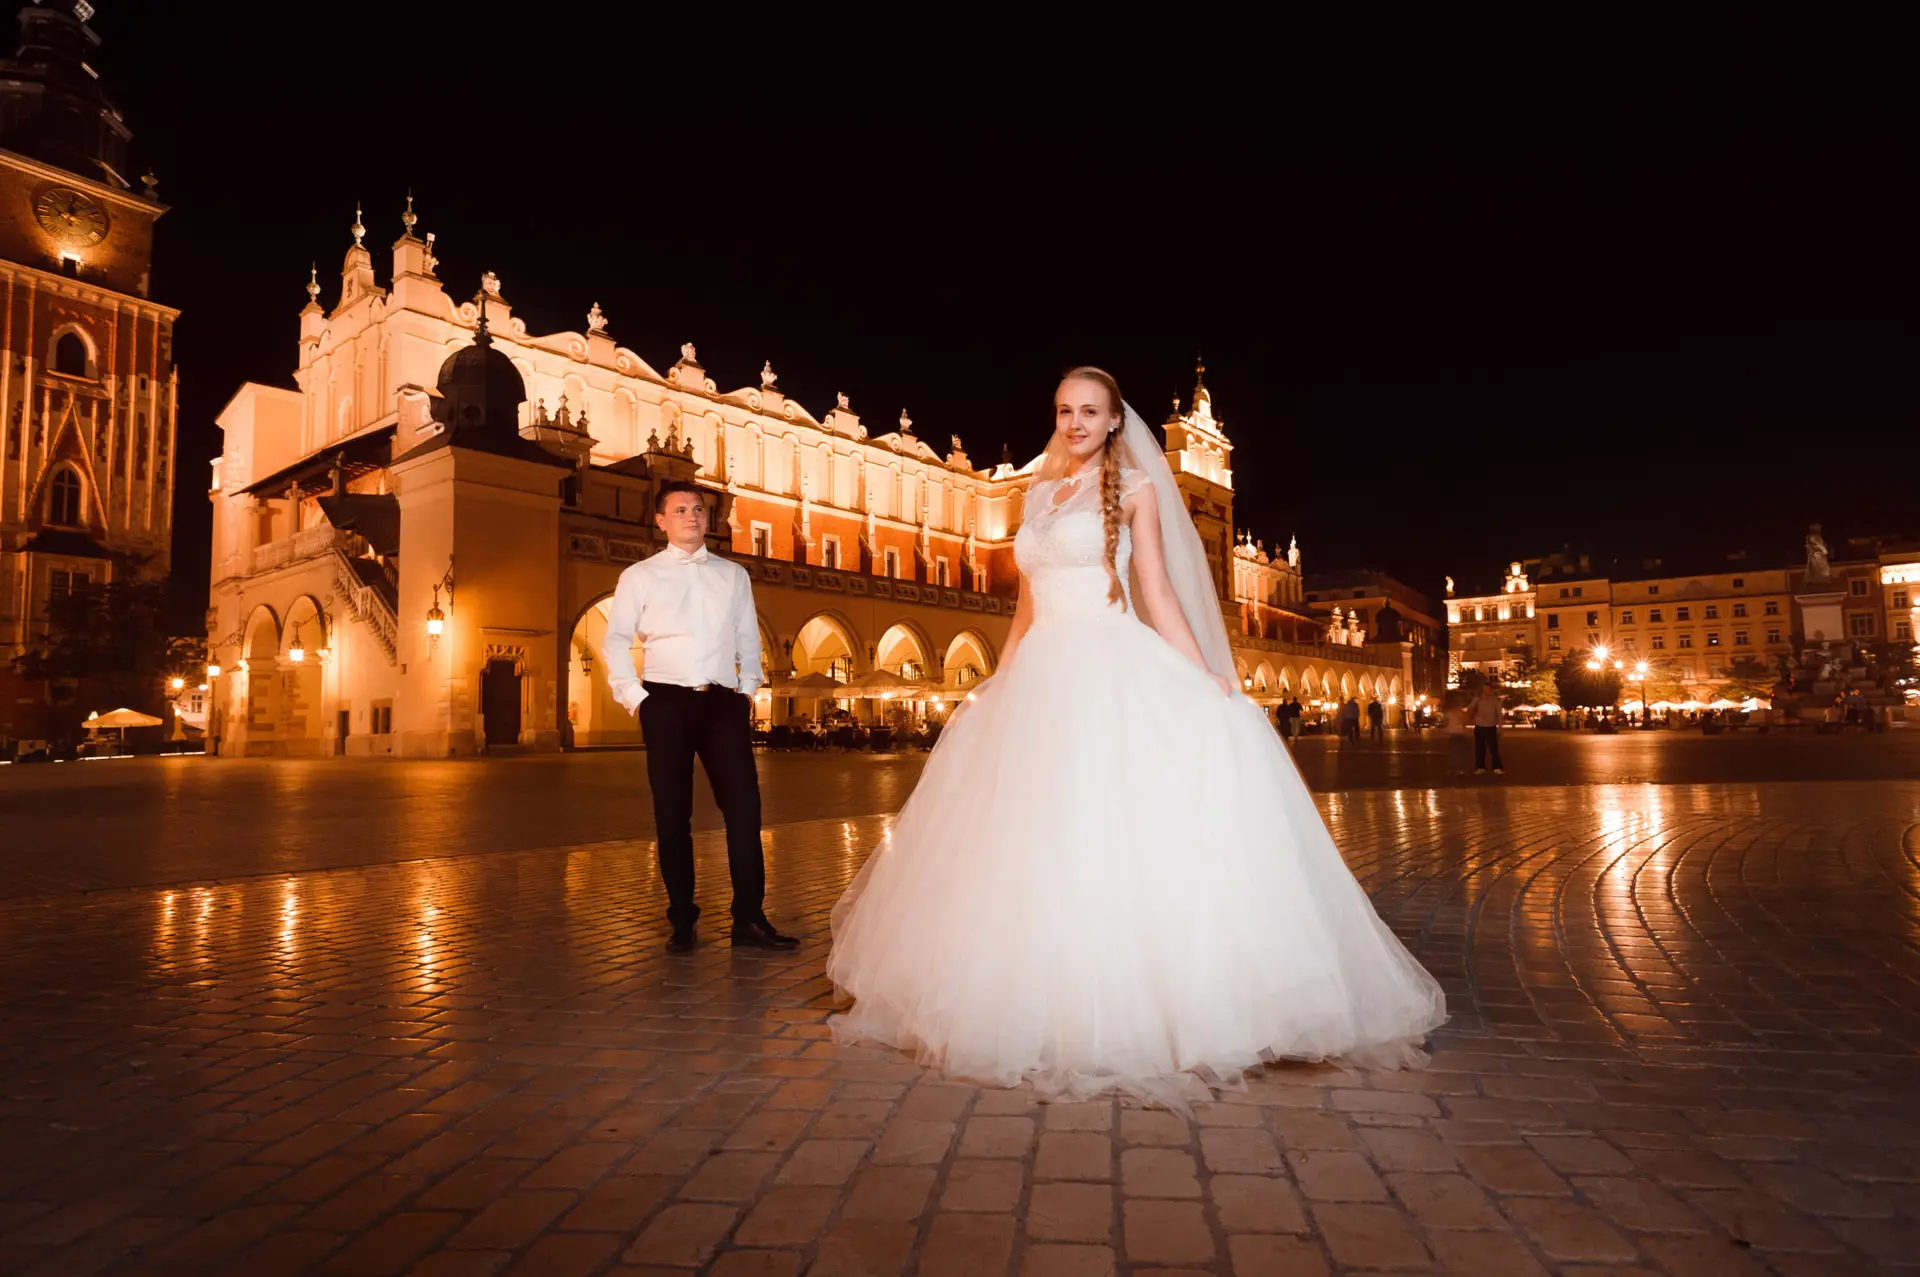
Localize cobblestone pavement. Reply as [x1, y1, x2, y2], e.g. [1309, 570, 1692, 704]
[3, 782, 1920, 1274]
[5, 731, 1918, 895]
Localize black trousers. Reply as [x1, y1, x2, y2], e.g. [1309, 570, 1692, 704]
[1473, 725, 1503, 771]
[639, 682, 765, 930]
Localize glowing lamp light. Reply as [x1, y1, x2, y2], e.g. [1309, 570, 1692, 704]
[1635, 661, 1650, 676]
[427, 584, 446, 637]
[206, 661, 222, 679]
[287, 622, 306, 664]
[1585, 660, 1601, 671]
[169, 677, 185, 692]
[1242, 676, 1254, 690]
[1593, 644, 1610, 661]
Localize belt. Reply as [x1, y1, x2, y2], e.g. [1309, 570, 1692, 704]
[643, 680, 735, 694]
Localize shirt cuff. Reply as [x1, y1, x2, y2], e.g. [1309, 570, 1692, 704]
[615, 684, 646, 713]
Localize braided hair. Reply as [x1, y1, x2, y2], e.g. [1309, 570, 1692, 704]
[1061, 366, 1128, 606]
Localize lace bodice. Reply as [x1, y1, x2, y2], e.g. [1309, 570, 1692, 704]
[1015, 469, 1149, 620]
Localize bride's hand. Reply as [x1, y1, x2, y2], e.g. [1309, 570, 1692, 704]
[1210, 673, 1236, 698]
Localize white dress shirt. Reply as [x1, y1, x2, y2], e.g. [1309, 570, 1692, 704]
[601, 543, 762, 713]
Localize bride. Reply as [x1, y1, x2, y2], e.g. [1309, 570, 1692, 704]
[827, 367, 1446, 1108]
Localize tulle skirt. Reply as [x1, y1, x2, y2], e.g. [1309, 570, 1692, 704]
[826, 607, 1448, 1110]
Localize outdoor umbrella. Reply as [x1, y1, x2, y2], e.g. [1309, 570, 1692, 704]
[85, 707, 164, 752]
[843, 669, 932, 698]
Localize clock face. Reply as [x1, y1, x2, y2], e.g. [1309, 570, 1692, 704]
[33, 186, 111, 248]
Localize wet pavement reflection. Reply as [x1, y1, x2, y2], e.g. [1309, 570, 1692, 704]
[1, 772, 1918, 1273]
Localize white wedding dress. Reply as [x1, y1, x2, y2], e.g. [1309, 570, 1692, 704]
[827, 457, 1447, 1108]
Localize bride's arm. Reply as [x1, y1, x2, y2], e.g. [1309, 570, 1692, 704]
[997, 573, 1035, 670]
[1127, 485, 1235, 695]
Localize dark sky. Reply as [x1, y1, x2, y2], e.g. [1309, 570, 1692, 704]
[88, 11, 1915, 607]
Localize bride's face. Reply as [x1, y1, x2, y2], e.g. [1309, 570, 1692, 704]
[1053, 378, 1120, 469]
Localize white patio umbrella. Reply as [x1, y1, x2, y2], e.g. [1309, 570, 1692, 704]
[843, 669, 933, 698]
[85, 707, 164, 751]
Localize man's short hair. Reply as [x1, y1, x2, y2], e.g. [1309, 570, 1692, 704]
[654, 480, 705, 515]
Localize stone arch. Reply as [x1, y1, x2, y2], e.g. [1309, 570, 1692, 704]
[48, 322, 96, 378]
[1339, 671, 1355, 698]
[794, 611, 862, 682]
[875, 621, 935, 681]
[336, 395, 354, 441]
[241, 604, 282, 662]
[942, 628, 996, 686]
[1253, 660, 1277, 694]
[1277, 664, 1297, 693]
[43, 462, 87, 527]
[612, 387, 640, 456]
[1389, 675, 1403, 704]
[281, 595, 328, 659]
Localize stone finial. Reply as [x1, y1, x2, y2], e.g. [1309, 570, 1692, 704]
[480, 271, 501, 296]
[140, 171, 158, 199]
[836, 391, 850, 412]
[350, 203, 365, 247]
[305, 263, 320, 304]
[680, 342, 698, 364]
[950, 434, 964, 455]
[402, 190, 417, 235]
[898, 409, 913, 435]
[760, 360, 777, 390]
[423, 232, 438, 275]
[587, 302, 607, 334]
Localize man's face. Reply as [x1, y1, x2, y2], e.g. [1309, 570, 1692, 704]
[656, 492, 709, 548]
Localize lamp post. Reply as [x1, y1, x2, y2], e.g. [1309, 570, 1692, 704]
[1633, 660, 1652, 728]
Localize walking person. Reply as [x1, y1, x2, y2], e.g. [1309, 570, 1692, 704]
[1470, 680, 1505, 775]
[1367, 698, 1386, 743]
[1441, 697, 1474, 775]
[602, 481, 798, 953]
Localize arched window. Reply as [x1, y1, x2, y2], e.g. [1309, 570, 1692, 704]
[48, 469, 82, 526]
[53, 332, 89, 377]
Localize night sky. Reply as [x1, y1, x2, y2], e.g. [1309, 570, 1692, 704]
[87, 12, 1915, 608]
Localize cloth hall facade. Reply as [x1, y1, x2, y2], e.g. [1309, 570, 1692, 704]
[203, 208, 1415, 757]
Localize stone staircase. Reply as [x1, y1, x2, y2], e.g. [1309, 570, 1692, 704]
[331, 550, 399, 664]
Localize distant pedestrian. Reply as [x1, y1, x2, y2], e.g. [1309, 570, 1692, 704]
[1367, 698, 1386, 743]
[1339, 697, 1362, 744]
[1470, 682, 1505, 775]
[1441, 700, 1474, 774]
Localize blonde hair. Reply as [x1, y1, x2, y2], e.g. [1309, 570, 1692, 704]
[1053, 366, 1128, 606]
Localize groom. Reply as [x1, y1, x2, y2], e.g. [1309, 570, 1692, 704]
[601, 481, 798, 953]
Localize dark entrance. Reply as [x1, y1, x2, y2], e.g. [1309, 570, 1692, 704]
[481, 659, 522, 747]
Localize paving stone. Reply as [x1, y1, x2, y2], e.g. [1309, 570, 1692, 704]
[1312, 1201, 1433, 1268]
[920, 1211, 1017, 1277]
[1287, 1148, 1388, 1201]
[961, 1115, 1037, 1159]
[1427, 1229, 1552, 1276]
[1037, 1133, 1115, 1182]
[942, 1158, 1027, 1212]
[1119, 1147, 1200, 1198]
[1123, 1199, 1215, 1264]
[1019, 1243, 1118, 1277]
[1212, 1173, 1309, 1232]
[1226, 1234, 1331, 1277]
[1502, 1197, 1641, 1264]
[622, 1203, 739, 1267]
[1119, 1110, 1191, 1147]
[1027, 1182, 1115, 1243]
[775, 1139, 869, 1186]
[810, 1219, 917, 1276]
[842, 1165, 936, 1220]
[733, 1185, 840, 1246]
[1386, 1170, 1507, 1230]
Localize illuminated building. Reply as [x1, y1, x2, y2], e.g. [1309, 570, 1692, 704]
[204, 222, 1403, 755]
[0, 4, 175, 742]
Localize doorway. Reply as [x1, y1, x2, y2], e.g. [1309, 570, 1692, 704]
[481, 659, 522, 747]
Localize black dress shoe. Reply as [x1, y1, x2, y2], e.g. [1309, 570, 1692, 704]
[730, 919, 800, 950]
[666, 928, 697, 953]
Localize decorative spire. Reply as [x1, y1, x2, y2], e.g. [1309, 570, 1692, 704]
[586, 302, 607, 334]
[350, 202, 365, 247]
[898, 408, 913, 435]
[760, 360, 777, 390]
[474, 290, 492, 348]
[305, 263, 320, 305]
[402, 190, 417, 235]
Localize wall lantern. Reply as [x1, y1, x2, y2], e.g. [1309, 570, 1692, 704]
[427, 586, 445, 637]
[288, 624, 306, 664]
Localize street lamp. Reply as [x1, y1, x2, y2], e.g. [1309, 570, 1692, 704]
[169, 676, 185, 693]
[288, 623, 305, 664]
[1633, 660, 1652, 729]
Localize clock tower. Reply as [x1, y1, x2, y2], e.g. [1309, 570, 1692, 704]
[0, 2, 177, 737]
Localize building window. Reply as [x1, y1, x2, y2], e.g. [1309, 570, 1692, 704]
[1647, 584, 1660, 595]
[1850, 579, 1869, 597]
[48, 468, 82, 526]
[1898, 620, 1913, 641]
[1707, 632, 1721, 647]
[1894, 589, 1910, 609]
[820, 535, 840, 570]
[973, 564, 989, 593]
[1766, 628, 1782, 645]
[50, 568, 91, 596]
[1619, 609, 1634, 625]
[1623, 637, 1637, 651]
[750, 522, 771, 559]
[1765, 600, 1780, 616]
[1678, 634, 1693, 648]
[1546, 614, 1560, 630]
[1559, 588, 1569, 599]
[52, 331, 89, 377]
[1734, 630, 1750, 647]
[1732, 602, 1747, 617]
[1676, 606, 1691, 621]
[1850, 614, 1875, 637]
[1649, 608, 1663, 623]
[1705, 605, 1719, 619]
[135, 417, 149, 480]
[372, 703, 393, 735]
[1651, 634, 1666, 649]
[883, 547, 900, 578]
[1573, 586, 1584, 597]
[936, 558, 950, 587]
[1585, 610, 1599, 627]
[1547, 634, 1561, 650]
[1732, 578, 1745, 589]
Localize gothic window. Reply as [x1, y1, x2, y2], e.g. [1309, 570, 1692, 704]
[53, 332, 89, 377]
[115, 419, 126, 470]
[48, 468, 82, 526]
[135, 416, 149, 480]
